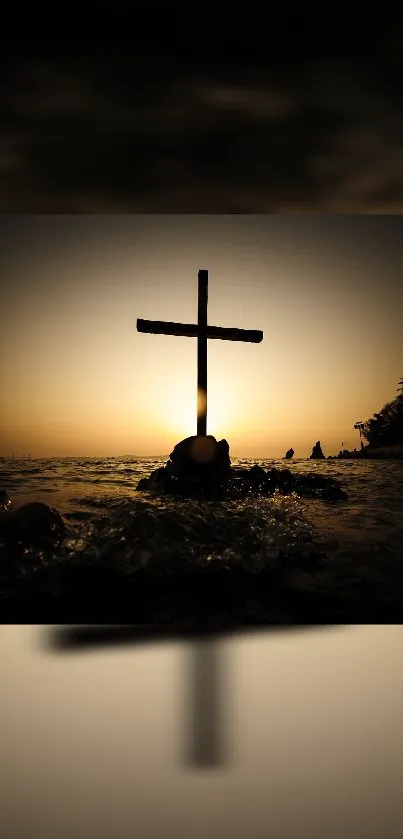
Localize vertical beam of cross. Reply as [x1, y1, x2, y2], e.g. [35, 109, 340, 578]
[197, 269, 208, 436]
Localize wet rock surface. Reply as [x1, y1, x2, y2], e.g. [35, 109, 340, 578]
[138, 435, 232, 497]
[0, 501, 67, 564]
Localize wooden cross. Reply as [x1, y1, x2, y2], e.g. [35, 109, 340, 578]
[137, 269, 263, 435]
[136, 270, 262, 765]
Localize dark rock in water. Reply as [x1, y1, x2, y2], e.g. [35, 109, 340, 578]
[0, 502, 66, 560]
[310, 440, 325, 459]
[228, 468, 255, 496]
[0, 489, 12, 512]
[285, 448, 294, 459]
[247, 464, 269, 493]
[167, 435, 231, 481]
[276, 468, 295, 494]
[137, 466, 166, 492]
[137, 437, 348, 502]
[266, 468, 279, 494]
[138, 435, 232, 499]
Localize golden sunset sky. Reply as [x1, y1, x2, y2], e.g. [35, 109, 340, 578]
[1, 215, 402, 458]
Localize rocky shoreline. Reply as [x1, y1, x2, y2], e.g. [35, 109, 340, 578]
[331, 444, 403, 461]
[137, 436, 348, 501]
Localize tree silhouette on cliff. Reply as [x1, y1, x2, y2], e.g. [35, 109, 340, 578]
[362, 379, 403, 447]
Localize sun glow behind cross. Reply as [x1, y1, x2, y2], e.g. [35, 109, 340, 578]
[158, 371, 241, 440]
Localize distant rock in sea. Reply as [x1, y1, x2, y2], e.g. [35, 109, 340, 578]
[137, 436, 347, 501]
[309, 441, 325, 459]
[284, 448, 294, 459]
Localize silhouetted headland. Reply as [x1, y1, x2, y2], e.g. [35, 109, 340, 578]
[335, 382, 403, 458]
[330, 443, 403, 460]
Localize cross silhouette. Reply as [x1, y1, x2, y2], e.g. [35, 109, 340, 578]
[137, 270, 263, 764]
[137, 269, 263, 434]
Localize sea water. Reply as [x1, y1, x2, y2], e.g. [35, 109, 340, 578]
[1, 456, 402, 566]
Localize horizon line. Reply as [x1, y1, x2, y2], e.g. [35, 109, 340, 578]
[0, 452, 343, 460]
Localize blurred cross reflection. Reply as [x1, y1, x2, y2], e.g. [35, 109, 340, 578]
[48, 624, 336, 768]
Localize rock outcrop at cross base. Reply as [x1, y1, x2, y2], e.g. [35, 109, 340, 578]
[137, 436, 348, 501]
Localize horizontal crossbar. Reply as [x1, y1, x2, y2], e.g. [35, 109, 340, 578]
[137, 319, 263, 343]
